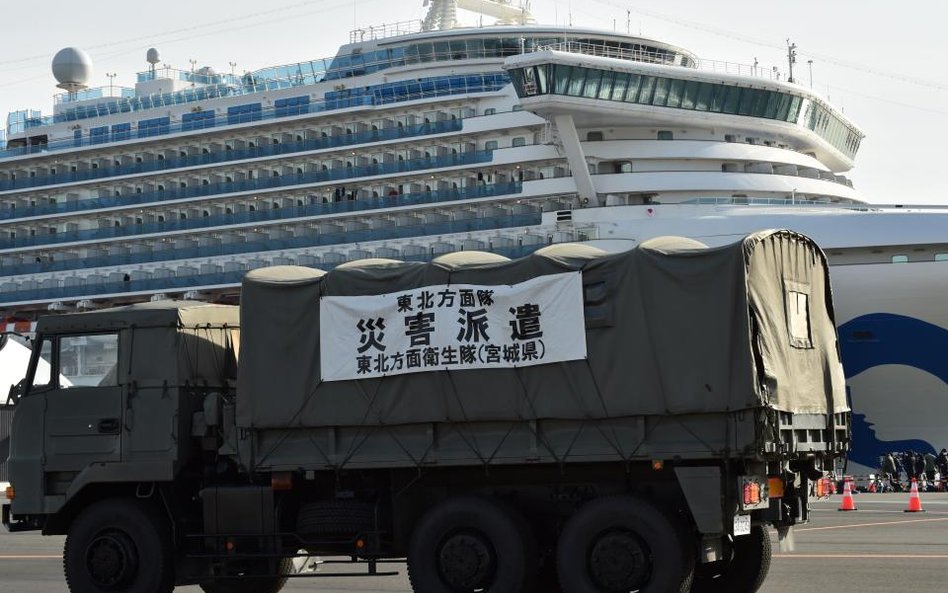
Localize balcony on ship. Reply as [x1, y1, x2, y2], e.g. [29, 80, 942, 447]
[2, 72, 511, 159]
[0, 189, 549, 274]
[0, 206, 592, 308]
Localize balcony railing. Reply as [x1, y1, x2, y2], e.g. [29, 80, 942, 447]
[0, 210, 541, 280]
[0, 242, 547, 306]
[0, 181, 522, 250]
[0, 119, 464, 197]
[0, 149, 495, 224]
[3, 72, 508, 151]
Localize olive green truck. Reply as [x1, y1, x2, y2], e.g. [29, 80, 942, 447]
[4, 230, 849, 593]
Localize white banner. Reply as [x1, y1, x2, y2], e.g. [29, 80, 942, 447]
[320, 272, 587, 381]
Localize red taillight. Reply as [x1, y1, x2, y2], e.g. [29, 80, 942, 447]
[271, 472, 293, 491]
[743, 479, 762, 505]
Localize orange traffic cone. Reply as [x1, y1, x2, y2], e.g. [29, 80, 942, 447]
[838, 479, 857, 511]
[904, 478, 925, 513]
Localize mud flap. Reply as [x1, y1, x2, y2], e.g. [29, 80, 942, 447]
[674, 466, 723, 534]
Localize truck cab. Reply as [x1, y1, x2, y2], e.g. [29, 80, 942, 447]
[4, 301, 239, 532]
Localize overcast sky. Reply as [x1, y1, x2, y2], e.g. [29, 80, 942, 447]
[3, 0, 945, 204]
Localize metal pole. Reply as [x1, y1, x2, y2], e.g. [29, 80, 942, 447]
[808, 60, 813, 88]
[786, 40, 797, 83]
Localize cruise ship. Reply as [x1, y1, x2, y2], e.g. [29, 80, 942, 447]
[1, 0, 946, 476]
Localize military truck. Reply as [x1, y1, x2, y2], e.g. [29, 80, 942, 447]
[4, 230, 849, 593]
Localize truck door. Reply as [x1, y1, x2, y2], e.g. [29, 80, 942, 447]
[43, 333, 123, 472]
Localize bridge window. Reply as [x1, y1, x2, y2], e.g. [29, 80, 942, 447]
[935, 253, 948, 261]
[891, 255, 908, 263]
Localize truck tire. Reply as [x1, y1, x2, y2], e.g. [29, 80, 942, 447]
[199, 558, 293, 593]
[63, 498, 173, 593]
[556, 495, 694, 593]
[296, 500, 375, 536]
[690, 525, 771, 593]
[407, 495, 538, 593]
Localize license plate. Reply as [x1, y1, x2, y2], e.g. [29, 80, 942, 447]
[733, 514, 751, 536]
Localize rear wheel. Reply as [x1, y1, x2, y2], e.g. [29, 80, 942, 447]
[690, 525, 771, 593]
[64, 498, 173, 593]
[407, 495, 537, 593]
[556, 496, 694, 593]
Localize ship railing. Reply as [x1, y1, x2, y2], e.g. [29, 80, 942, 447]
[0, 182, 523, 253]
[537, 41, 691, 67]
[679, 196, 882, 208]
[0, 119, 465, 201]
[135, 67, 243, 86]
[538, 41, 783, 81]
[349, 20, 424, 43]
[2, 73, 508, 159]
[53, 86, 137, 105]
[0, 149, 496, 229]
[0, 213, 543, 303]
[0, 242, 551, 307]
[9, 49, 495, 137]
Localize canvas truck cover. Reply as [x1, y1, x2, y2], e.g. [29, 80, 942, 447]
[36, 301, 239, 388]
[237, 230, 847, 429]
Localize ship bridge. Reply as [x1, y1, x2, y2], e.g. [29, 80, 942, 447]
[504, 42, 864, 175]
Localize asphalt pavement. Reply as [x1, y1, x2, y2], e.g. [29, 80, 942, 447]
[1, 492, 946, 593]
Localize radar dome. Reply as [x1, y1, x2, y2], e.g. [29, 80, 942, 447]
[146, 48, 161, 65]
[52, 47, 93, 91]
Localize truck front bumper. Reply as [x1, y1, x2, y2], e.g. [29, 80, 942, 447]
[2, 503, 38, 533]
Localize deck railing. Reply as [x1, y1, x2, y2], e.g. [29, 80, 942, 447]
[538, 41, 783, 81]
[0, 212, 542, 303]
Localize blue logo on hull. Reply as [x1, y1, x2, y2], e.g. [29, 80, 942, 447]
[838, 313, 948, 468]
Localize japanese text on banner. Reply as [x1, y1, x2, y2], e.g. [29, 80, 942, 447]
[319, 272, 586, 381]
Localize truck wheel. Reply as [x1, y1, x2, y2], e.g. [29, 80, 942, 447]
[556, 496, 694, 593]
[690, 525, 771, 593]
[199, 558, 293, 593]
[407, 495, 537, 593]
[63, 498, 172, 593]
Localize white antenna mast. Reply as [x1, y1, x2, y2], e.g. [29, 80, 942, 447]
[423, 0, 534, 30]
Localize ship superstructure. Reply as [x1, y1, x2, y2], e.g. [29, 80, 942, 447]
[1, 0, 947, 474]
[0, 0, 878, 314]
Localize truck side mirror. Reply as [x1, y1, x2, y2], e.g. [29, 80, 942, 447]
[6, 378, 25, 406]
